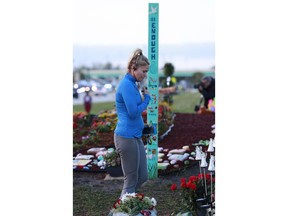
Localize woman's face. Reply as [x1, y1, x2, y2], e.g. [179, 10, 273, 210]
[133, 65, 149, 82]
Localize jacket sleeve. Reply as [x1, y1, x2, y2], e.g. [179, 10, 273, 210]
[121, 83, 151, 119]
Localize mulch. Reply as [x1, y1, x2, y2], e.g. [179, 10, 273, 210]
[158, 113, 215, 149]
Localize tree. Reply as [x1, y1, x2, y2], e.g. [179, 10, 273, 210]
[191, 71, 205, 85]
[162, 62, 176, 105]
[104, 62, 112, 70]
[163, 63, 175, 77]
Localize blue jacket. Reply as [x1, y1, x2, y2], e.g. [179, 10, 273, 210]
[114, 73, 151, 138]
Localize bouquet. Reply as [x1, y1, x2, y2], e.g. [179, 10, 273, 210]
[109, 193, 157, 216]
[104, 148, 121, 167]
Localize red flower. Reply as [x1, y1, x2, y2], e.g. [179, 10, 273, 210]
[140, 210, 151, 216]
[91, 122, 98, 128]
[170, 183, 177, 191]
[113, 199, 121, 208]
[180, 181, 187, 188]
[190, 183, 197, 191]
[181, 178, 186, 183]
[198, 173, 204, 179]
[136, 193, 144, 200]
[186, 180, 192, 188]
[73, 122, 77, 129]
[189, 176, 198, 182]
[158, 106, 163, 114]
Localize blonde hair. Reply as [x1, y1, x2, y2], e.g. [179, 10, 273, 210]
[127, 48, 150, 72]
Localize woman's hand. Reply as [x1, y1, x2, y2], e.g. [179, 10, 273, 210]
[141, 86, 150, 95]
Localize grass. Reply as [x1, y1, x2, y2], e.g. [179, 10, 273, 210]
[73, 186, 121, 216]
[73, 101, 115, 114]
[73, 165, 199, 216]
[171, 90, 202, 113]
[73, 183, 182, 216]
[73, 90, 202, 114]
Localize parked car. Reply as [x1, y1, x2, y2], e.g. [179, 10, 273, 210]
[74, 80, 91, 94]
[89, 80, 107, 96]
[73, 79, 115, 96]
[73, 88, 78, 98]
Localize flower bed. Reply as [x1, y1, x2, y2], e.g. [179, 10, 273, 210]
[73, 102, 174, 154]
[73, 112, 215, 175]
[73, 111, 117, 153]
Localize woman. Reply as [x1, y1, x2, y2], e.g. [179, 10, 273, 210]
[114, 48, 151, 197]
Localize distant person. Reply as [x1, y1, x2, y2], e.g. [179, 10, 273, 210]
[195, 76, 215, 109]
[84, 91, 92, 113]
[114, 48, 151, 197]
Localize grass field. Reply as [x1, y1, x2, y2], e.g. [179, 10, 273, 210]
[73, 180, 182, 216]
[73, 165, 200, 216]
[73, 90, 202, 114]
[171, 90, 202, 113]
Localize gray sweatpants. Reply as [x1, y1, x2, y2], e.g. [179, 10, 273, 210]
[114, 133, 148, 197]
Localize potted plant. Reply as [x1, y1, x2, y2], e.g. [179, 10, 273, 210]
[108, 192, 157, 216]
[104, 148, 123, 177]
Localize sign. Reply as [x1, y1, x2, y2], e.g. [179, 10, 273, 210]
[147, 3, 159, 179]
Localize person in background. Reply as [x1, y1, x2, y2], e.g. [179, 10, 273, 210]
[83, 91, 92, 114]
[196, 76, 215, 109]
[114, 48, 151, 197]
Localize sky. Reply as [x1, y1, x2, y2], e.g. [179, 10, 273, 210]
[74, 0, 215, 46]
[73, 0, 215, 70]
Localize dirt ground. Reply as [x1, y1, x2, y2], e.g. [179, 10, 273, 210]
[73, 162, 212, 191]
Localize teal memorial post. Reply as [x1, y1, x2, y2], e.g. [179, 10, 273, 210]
[147, 3, 159, 179]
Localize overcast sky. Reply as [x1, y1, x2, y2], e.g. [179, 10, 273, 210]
[74, 0, 215, 46]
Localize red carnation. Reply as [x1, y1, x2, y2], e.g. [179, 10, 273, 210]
[186, 180, 192, 188]
[198, 173, 204, 179]
[181, 178, 186, 183]
[190, 183, 197, 191]
[180, 181, 187, 188]
[189, 176, 198, 182]
[170, 183, 177, 191]
[136, 193, 144, 200]
[113, 199, 121, 208]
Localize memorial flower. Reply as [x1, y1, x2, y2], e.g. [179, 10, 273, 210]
[170, 175, 215, 216]
[104, 148, 121, 167]
[73, 111, 117, 152]
[109, 193, 157, 216]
